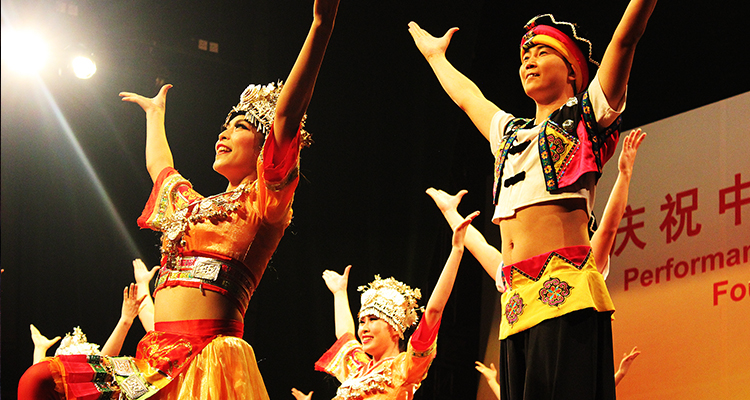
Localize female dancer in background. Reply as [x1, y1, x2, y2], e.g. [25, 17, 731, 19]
[292, 210, 479, 399]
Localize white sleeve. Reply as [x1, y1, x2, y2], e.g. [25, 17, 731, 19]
[588, 72, 627, 130]
[488, 110, 515, 155]
[495, 262, 508, 293]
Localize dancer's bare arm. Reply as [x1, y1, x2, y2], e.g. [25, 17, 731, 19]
[426, 188, 502, 277]
[119, 85, 174, 182]
[322, 265, 355, 339]
[408, 22, 499, 140]
[598, 0, 658, 109]
[273, 0, 340, 147]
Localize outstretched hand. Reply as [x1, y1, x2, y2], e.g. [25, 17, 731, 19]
[452, 210, 480, 249]
[426, 188, 467, 214]
[30, 324, 60, 351]
[120, 283, 147, 323]
[119, 84, 172, 114]
[132, 258, 159, 286]
[618, 129, 646, 176]
[475, 361, 498, 382]
[291, 388, 313, 400]
[408, 22, 459, 61]
[323, 265, 351, 295]
[618, 346, 641, 375]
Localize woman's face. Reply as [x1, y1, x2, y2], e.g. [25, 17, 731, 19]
[519, 45, 575, 100]
[213, 114, 263, 186]
[358, 314, 399, 359]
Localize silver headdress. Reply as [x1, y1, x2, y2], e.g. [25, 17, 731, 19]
[358, 275, 423, 339]
[54, 326, 101, 356]
[225, 81, 312, 147]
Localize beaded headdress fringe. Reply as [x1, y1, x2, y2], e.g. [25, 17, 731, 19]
[226, 81, 312, 147]
[358, 275, 423, 339]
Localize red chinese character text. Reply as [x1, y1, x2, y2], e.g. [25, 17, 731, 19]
[719, 173, 750, 226]
[613, 205, 647, 256]
[660, 188, 702, 244]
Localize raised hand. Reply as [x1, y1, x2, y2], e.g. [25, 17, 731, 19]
[323, 265, 351, 295]
[291, 388, 313, 400]
[618, 346, 641, 375]
[119, 84, 172, 114]
[120, 283, 147, 324]
[132, 258, 159, 287]
[30, 324, 61, 363]
[426, 188, 467, 214]
[408, 22, 459, 61]
[618, 129, 646, 177]
[475, 361, 498, 381]
[452, 210, 480, 249]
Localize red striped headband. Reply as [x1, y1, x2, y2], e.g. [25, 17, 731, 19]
[520, 14, 598, 94]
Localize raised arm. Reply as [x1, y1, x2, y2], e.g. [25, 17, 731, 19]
[408, 22, 500, 141]
[423, 211, 480, 328]
[100, 284, 146, 356]
[132, 259, 158, 332]
[614, 346, 641, 386]
[598, 0, 658, 109]
[591, 129, 646, 276]
[273, 0, 340, 147]
[322, 265, 355, 339]
[426, 188, 503, 278]
[119, 85, 175, 182]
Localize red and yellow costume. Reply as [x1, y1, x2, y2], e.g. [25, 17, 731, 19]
[314, 317, 440, 400]
[22, 127, 301, 400]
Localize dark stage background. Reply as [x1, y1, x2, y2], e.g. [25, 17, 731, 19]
[2, 0, 748, 398]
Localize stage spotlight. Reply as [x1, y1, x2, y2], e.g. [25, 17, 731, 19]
[1, 29, 49, 74]
[71, 55, 96, 79]
[64, 44, 97, 79]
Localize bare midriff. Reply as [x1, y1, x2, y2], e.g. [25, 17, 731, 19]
[153, 286, 243, 323]
[499, 198, 590, 265]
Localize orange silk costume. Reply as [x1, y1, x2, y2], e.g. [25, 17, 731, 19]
[138, 129, 301, 315]
[314, 317, 441, 400]
[44, 129, 301, 400]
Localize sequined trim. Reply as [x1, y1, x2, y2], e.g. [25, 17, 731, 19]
[409, 337, 437, 359]
[265, 161, 300, 192]
[334, 361, 395, 400]
[160, 183, 252, 270]
[155, 256, 255, 315]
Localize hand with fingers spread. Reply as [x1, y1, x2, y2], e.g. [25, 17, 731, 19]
[100, 283, 147, 356]
[132, 258, 159, 287]
[131, 259, 157, 332]
[475, 361, 501, 399]
[615, 346, 641, 386]
[119, 84, 172, 115]
[407, 22, 459, 62]
[120, 283, 147, 324]
[618, 129, 647, 178]
[426, 188, 466, 215]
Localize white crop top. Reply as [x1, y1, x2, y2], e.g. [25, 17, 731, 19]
[488, 73, 625, 224]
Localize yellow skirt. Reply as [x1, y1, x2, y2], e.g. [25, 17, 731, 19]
[155, 336, 269, 400]
[499, 246, 615, 340]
